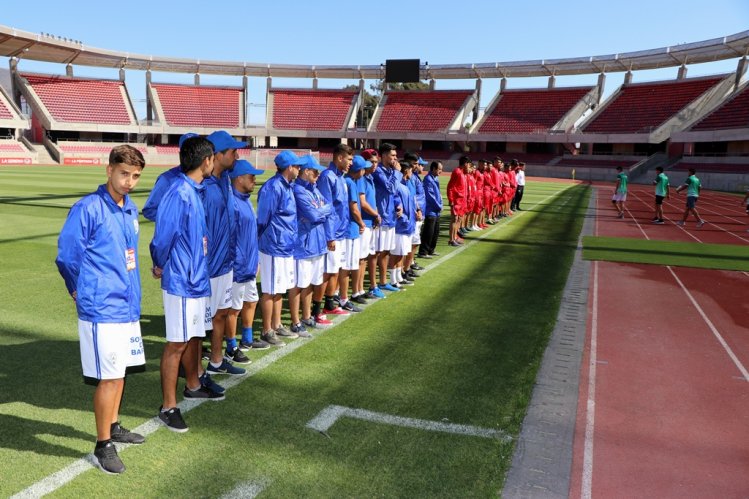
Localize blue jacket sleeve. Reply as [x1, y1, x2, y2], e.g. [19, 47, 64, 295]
[56, 202, 93, 295]
[373, 167, 398, 195]
[143, 173, 170, 221]
[296, 191, 331, 225]
[256, 183, 276, 238]
[316, 174, 337, 241]
[150, 194, 183, 269]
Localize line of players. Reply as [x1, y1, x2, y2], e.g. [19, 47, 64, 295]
[143, 134, 451, 433]
[446, 156, 526, 246]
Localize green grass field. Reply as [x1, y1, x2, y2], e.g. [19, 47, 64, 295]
[0, 166, 588, 497]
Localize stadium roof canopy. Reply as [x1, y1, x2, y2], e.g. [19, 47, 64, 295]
[1, 24, 748, 79]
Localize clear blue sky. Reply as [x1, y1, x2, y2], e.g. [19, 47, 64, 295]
[4, 0, 748, 123]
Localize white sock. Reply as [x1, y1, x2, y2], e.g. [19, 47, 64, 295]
[390, 268, 398, 285]
[396, 267, 403, 282]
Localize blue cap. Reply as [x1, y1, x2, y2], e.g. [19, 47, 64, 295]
[207, 130, 247, 152]
[298, 155, 325, 171]
[349, 155, 372, 172]
[417, 156, 428, 166]
[229, 159, 264, 178]
[178, 132, 199, 148]
[274, 150, 303, 169]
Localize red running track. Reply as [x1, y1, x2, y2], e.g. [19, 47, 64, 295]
[568, 186, 749, 498]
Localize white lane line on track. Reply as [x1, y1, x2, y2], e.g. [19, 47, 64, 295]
[581, 190, 600, 499]
[306, 405, 512, 441]
[11, 185, 574, 498]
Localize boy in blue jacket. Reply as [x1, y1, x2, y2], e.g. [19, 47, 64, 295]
[150, 137, 224, 434]
[56, 145, 147, 474]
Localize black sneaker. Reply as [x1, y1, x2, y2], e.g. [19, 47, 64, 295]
[94, 441, 125, 474]
[240, 338, 271, 351]
[410, 263, 424, 271]
[402, 274, 415, 282]
[158, 406, 188, 433]
[417, 253, 431, 259]
[430, 252, 440, 256]
[290, 322, 312, 338]
[399, 280, 414, 286]
[200, 372, 225, 394]
[225, 347, 251, 365]
[406, 270, 421, 278]
[110, 422, 145, 444]
[183, 385, 225, 401]
[351, 294, 368, 305]
[340, 300, 362, 312]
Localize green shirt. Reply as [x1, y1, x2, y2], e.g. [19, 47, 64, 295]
[655, 173, 669, 197]
[684, 175, 700, 197]
[616, 173, 628, 194]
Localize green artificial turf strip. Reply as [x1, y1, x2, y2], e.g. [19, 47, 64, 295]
[0, 166, 586, 497]
[582, 235, 749, 271]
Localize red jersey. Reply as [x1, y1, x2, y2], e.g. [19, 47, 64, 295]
[446, 168, 467, 206]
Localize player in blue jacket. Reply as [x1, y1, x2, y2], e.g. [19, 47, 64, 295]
[419, 160, 444, 258]
[357, 149, 383, 299]
[316, 143, 354, 315]
[203, 130, 247, 376]
[56, 145, 147, 474]
[339, 155, 369, 311]
[256, 150, 303, 346]
[390, 161, 415, 288]
[289, 155, 332, 334]
[225, 159, 271, 354]
[372, 143, 403, 292]
[150, 136, 223, 434]
[142, 132, 198, 221]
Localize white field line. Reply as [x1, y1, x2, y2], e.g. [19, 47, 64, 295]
[11, 185, 573, 498]
[306, 405, 512, 442]
[581, 191, 600, 499]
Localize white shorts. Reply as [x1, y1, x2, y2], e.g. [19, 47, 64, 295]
[163, 291, 208, 343]
[376, 226, 396, 253]
[230, 279, 259, 310]
[206, 271, 233, 328]
[412, 220, 423, 245]
[612, 192, 627, 202]
[392, 233, 413, 256]
[79, 320, 145, 380]
[259, 252, 295, 295]
[341, 237, 361, 271]
[324, 240, 344, 274]
[295, 254, 324, 288]
[359, 226, 375, 258]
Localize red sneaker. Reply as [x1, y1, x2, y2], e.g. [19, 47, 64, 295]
[314, 314, 333, 327]
[323, 306, 349, 316]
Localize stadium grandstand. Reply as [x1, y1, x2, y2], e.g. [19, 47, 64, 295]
[0, 24, 748, 187]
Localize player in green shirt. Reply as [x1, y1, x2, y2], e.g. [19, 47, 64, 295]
[651, 166, 669, 224]
[611, 166, 628, 219]
[675, 168, 705, 228]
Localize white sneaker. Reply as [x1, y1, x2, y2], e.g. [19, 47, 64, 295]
[676, 221, 685, 226]
[696, 220, 705, 228]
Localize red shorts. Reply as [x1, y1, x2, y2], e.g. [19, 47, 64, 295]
[451, 203, 466, 217]
[473, 197, 483, 214]
[484, 192, 493, 209]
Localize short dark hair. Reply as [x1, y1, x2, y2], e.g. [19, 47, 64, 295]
[655, 166, 664, 173]
[429, 161, 442, 172]
[616, 166, 623, 172]
[379, 142, 396, 156]
[519, 162, 525, 167]
[333, 143, 354, 156]
[688, 168, 696, 175]
[510, 159, 519, 167]
[458, 155, 471, 166]
[400, 160, 413, 171]
[403, 152, 419, 163]
[494, 156, 503, 163]
[109, 145, 145, 169]
[180, 137, 214, 173]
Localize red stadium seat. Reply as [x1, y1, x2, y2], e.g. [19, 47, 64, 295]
[271, 89, 357, 131]
[691, 84, 749, 131]
[375, 90, 472, 132]
[152, 83, 242, 127]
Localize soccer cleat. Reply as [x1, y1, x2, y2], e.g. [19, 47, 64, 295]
[158, 406, 188, 433]
[696, 220, 705, 228]
[183, 385, 225, 401]
[351, 294, 368, 305]
[207, 359, 247, 376]
[381, 283, 400, 292]
[290, 322, 312, 338]
[275, 325, 299, 338]
[110, 423, 145, 444]
[261, 330, 286, 347]
[313, 314, 334, 327]
[94, 441, 125, 474]
[323, 306, 350, 315]
[200, 372, 225, 394]
[225, 347, 251, 365]
[340, 301, 362, 313]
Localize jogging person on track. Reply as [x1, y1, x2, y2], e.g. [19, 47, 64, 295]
[675, 168, 705, 228]
[652, 166, 669, 224]
[612, 166, 628, 219]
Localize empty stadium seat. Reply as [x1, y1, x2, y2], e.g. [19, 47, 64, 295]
[554, 157, 640, 169]
[21, 73, 134, 125]
[271, 89, 357, 131]
[691, 85, 749, 131]
[0, 98, 14, 120]
[152, 83, 242, 127]
[58, 142, 148, 154]
[670, 160, 749, 173]
[0, 141, 25, 152]
[479, 87, 592, 134]
[376, 90, 472, 132]
[583, 76, 723, 134]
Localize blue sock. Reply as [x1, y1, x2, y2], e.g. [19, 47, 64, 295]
[226, 337, 237, 352]
[241, 327, 253, 344]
